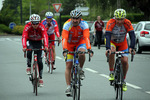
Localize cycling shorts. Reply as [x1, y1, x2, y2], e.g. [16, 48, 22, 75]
[111, 41, 129, 57]
[48, 34, 55, 45]
[65, 43, 86, 62]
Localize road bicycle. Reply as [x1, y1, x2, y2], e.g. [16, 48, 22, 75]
[65, 50, 91, 100]
[107, 50, 134, 100]
[45, 40, 59, 74]
[24, 48, 45, 96]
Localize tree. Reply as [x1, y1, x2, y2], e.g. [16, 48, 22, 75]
[127, 0, 150, 20]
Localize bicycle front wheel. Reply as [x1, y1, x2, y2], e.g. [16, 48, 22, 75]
[33, 63, 38, 96]
[73, 69, 80, 100]
[49, 49, 54, 74]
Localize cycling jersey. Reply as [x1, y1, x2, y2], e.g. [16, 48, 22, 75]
[22, 22, 48, 48]
[105, 18, 134, 50]
[106, 18, 134, 43]
[62, 19, 91, 50]
[42, 18, 60, 38]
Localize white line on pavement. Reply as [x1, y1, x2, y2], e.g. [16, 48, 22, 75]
[85, 68, 98, 73]
[6, 38, 12, 41]
[99, 74, 109, 79]
[85, 68, 143, 91]
[126, 83, 142, 89]
[56, 56, 63, 60]
[145, 91, 150, 94]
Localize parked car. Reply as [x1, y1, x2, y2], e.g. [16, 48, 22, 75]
[127, 22, 150, 53]
[90, 21, 108, 46]
[134, 21, 150, 53]
[86, 21, 94, 44]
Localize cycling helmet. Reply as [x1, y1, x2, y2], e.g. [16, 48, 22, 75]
[45, 12, 53, 18]
[29, 14, 40, 22]
[70, 9, 82, 18]
[114, 9, 126, 19]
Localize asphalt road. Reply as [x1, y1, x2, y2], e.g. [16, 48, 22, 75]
[0, 36, 150, 100]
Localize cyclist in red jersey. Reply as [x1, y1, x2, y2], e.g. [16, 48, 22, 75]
[105, 9, 135, 91]
[42, 12, 61, 70]
[22, 14, 48, 87]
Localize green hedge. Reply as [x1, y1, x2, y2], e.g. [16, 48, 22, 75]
[0, 24, 12, 34]
[126, 13, 144, 22]
[12, 25, 25, 35]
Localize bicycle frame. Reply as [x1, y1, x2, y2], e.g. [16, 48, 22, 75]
[113, 52, 124, 100]
[107, 51, 134, 100]
[46, 40, 59, 74]
[24, 48, 44, 96]
[65, 50, 90, 100]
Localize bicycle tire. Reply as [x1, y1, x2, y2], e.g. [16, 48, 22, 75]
[33, 63, 38, 96]
[114, 62, 123, 100]
[49, 49, 53, 74]
[73, 66, 80, 100]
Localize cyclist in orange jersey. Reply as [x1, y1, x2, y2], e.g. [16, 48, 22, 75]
[62, 9, 94, 96]
[105, 9, 136, 91]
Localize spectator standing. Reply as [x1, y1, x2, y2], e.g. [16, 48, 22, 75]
[94, 16, 105, 49]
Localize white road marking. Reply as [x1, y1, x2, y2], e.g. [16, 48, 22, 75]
[14, 38, 21, 41]
[85, 68, 98, 73]
[56, 56, 63, 60]
[6, 38, 12, 41]
[99, 74, 109, 79]
[85, 68, 143, 91]
[126, 83, 142, 89]
[145, 91, 150, 94]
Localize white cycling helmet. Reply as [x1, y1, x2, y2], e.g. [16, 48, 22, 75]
[29, 14, 40, 22]
[70, 9, 82, 18]
[45, 12, 53, 18]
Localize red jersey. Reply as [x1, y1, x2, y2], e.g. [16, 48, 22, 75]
[22, 22, 48, 48]
[95, 20, 104, 31]
[41, 18, 60, 37]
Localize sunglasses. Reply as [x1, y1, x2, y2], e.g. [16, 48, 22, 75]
[72, 17, 80, 19]
[32, 22, 39, 25]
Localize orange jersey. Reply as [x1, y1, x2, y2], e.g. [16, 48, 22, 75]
[106, 18, 134, 44]
[62, 19, 91, 50]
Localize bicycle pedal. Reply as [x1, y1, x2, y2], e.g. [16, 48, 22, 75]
[110, 81, 114, 86]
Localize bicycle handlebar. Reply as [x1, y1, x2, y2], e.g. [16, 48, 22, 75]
[24, 48, 45, 58]
[107, 50, 134, 62]
[65, 51, 91, 62]
[48, 40, 60, 46]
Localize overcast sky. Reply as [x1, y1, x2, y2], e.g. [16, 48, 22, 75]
[0, 0, 4, 10]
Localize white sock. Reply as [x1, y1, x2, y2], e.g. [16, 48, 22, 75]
[67, 85, 71, 89]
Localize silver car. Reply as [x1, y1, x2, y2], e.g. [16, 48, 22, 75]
[134, 21, 150, 53]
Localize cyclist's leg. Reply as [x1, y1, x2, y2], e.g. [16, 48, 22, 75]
[108, 42, 116, 81]
[76, 43, 86, 68]
[120, 50, 129, 80]
[76, 41, 86, 80]
[33, 40, 43, 79]
[118, 42, 129, 91]
[49, 34, 56, 65]
[26, 40, 33, 74]
[65, 44, 74, 95]
[109, 42, 116, 72]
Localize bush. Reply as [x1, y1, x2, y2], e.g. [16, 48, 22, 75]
[0, 24, 12, 34]
[126, 13, 144, 22]
[12, 25, 25, 35]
